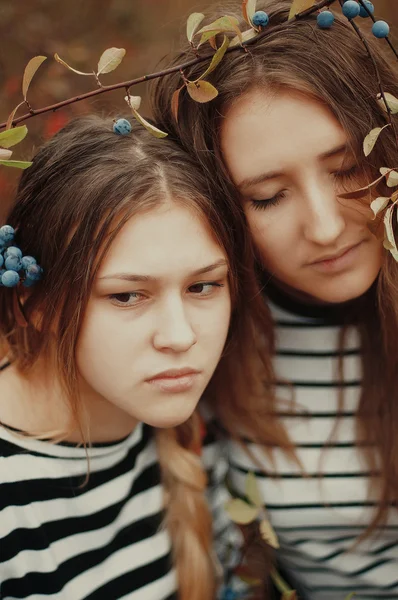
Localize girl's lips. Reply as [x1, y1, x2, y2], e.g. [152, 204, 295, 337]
[146, 373, 200, 393]
[309, 241, 364, 273]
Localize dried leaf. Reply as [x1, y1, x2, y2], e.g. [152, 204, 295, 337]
[187, 12, 205, 42]
[230, 27, 257, 46]
[0, 149, 12, 160]
[245, 472, 263, 508]
[0, 160, 32, 169]
[22, 56, 47, 100]
[380, 167, 398, 188]
[171, 87, 183, 122]
[187, 80, 219, 103]
[338, 173, 385, 200]
[131, 109, 168, 139]
[384, 204, 397, 253]
[370, 197, 390, 218]
[97, 47, 126, 75]
[124, 95, 142, 111]
[54, 53, 93, 76]
[377, 92, 398, 115]
[225, 498, 259, 524]
[363, 125, 389, 157]
[197, 15, 242, 43]
[242, 0, 257, 24]
[197, 36, 229, 81]
[289, 0, 316, 19]
[259, 519, 280, 548]
[0, 125, 28, 148]
[6, 102, 25, 130]
[208, 36, 218, 50]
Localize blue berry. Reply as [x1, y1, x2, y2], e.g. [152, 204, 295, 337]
[0, 254, 3, 269]
[26, 263, 42, 281]
[372, 20, 390, 38]
[359, 0, 374, 17]
[113, 118, 132, 135]
[21, 255, 37, 269]
[317, 11, 335, 28]
[5, 246, 22, 259]
[1, 270, 20, 287]
[23, 277, 37, 287]
[0, 225, 15, 244]
[252, 10, 269, 28]
[4, 255, 21, 272]
[342, 1, 360, 19]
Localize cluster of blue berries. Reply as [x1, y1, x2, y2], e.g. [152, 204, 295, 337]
[317, 1, 390, 38]
[0, 225, 43, 288]
[113, 118, 132, 135]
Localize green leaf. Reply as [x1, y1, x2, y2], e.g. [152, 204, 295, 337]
[187, 80, 219, 103]
[171, 86, 183, 122]
[0, 149, 12, 160]
[0, 125, 28, 148]
[380, 167, 398, 188]
[363, 125, 389, 157]
[260, 518, 280, 548]
[23, 56, 47, 100]
[289, 0, 316, 19]
[0, 160, 32, 169]
[54, 53, 93, 76]
[197, 36, 229, 81]
[230, 27, 257, 47]
[187, 12, 205, 42]
[245, 471, 263, 507]
[97, 47, 126, 75]
[225, 498, 259, 524]
[197, 15, 242, 43]
[124, 95, 142, 111]
[242, 0, 257, 24]
[131, 109, 168, 138]
[377, 92, 398, 115]
[370, 196, 390, 218]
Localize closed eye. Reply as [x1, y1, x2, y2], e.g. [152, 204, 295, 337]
[250, 191, 287, 211]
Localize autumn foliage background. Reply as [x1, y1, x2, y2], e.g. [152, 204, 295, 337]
[0, 0, 396, 219]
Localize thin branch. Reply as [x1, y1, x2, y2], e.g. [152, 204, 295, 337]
[0, 0, 338, 131]
[356, 0, 398, 61]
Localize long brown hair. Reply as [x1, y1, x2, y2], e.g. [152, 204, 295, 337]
[152, 0, 398, 536]
[0, 114, 275, 599]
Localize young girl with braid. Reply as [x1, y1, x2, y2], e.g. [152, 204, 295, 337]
[0, 115, 271, 599]
[153, 1, 398, 598]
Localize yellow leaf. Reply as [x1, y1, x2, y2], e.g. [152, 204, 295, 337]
[124, 95, 142, 111]
[97, 47, 126, 75]
[197, 15, 242, 43]
[54, 53, 93, 76]
[0, 149, 12, 160]
[363, 125, 389, 157]
[259, 519, 280, 548]
[131, 109, 168, 139]
[187, 13, 205, 42]
[380, 167, 398, 188]
[245, 472, 263, 508]
[0, 160, 32, 169]
[22, 56, 47, 100]
[230, 27, 257, 47]
[378, 92, 398, 115]
[0, 125, 28, 148]
[370, 197, 390, 218]
[6, 102, 25, 130]
[242, 0, 257, 24]
[289, 0, 316, 19]
[197, 36, 229, 81]
[187, 80, 219, 103]
[225, 498, 259, 524]
[384, 204, 398, 254]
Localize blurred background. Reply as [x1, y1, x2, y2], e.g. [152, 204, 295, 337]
[0, 0, 396, 217]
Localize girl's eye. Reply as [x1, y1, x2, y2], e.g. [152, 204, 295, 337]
[332, 164, 361, 182]
[188, 282, 224, 296]
[108, 292, 144, 307]
[250, 191, 286, 211]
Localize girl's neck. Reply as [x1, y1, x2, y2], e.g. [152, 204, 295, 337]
[0, 359, 138, 444]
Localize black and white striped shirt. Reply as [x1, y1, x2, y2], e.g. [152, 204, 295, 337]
[0, 419, 232, 599]
[227, 295, 398, 600]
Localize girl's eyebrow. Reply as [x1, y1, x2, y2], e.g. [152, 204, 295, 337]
[99, 259, 228, 282]
[238, 144, 351, 191]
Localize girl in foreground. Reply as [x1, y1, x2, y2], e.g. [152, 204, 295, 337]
[0, 115, 269, 599]
[154, 1, 398, 598]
